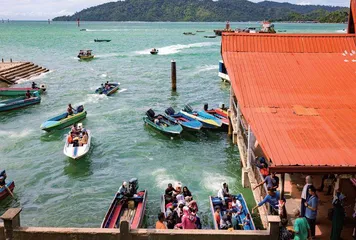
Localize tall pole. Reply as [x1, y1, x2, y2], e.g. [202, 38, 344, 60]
[77, 18, 80, 27]
[171, 60, 176, 91]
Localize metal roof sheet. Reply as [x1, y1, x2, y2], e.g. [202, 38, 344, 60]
[222, 33, 356, 173]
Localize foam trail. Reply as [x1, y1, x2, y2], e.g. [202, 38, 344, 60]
[196, 65, 218, 74]
[118, 88, 127, 93]
[152, 168, 177, 189]
[0, 129, 35, 139]
[86, 29, 121, 32]
[202, 171, 235, 193]
[16, 71, 52, 84]
[136, 42, 219, 55]
[78, 94, 108, 106]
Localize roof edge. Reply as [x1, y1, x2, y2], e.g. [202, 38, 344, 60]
[270, 165, 356, 174]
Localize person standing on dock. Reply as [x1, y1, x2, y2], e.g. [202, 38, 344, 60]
[252, 188, 283, 215]
[253, 172, 279, 191]
[301, 176, 314, 217]
[292, 208, 311, 240]
[304, 186, 318, 239]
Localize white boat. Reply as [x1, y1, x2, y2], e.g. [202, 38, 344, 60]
[63, 126, 91, 160]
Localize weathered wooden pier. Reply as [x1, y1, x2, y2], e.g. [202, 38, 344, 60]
[0, 61, 49, 85]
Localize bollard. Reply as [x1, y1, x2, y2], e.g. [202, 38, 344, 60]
[171, 60, 176, 91]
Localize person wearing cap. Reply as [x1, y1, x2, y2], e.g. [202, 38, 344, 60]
[118, 181, 128, 197]
[253, 172, 279, 191]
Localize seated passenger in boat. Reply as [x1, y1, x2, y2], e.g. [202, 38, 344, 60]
[175, 202, 185, 223]
[32, 82, 37, 89]
[165, 183, 177, 203]
[214, 206, 221, 228]
[182, 186, 192, 197]
[174, 182, 182, 196]
[71, 124, 78, 135]
[73, 137, 80, 147]
[175, 206, 196, 229]
[188, 198, 198, 213]
[25, 90, 32, 99]
[67, 104, 74, 116]
[0, 170, 7, 187]
[67, 132, 74, 144]
[242, 213, 251, 227]
[80, 129, 88, 146]
[217, 182, 230, 205]
[230, 197, 242, 213]
[118, 181, 128, 197]
[105, 84, 111, 90]
[220, 211, 232, 229]
[156, 212, 167, 229]
[166, 204, 177, 229]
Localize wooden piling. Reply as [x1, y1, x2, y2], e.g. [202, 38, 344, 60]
[171, 60, 177, 91]
[77, 18, 80, 27]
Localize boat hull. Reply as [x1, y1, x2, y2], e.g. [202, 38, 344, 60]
[78, 56, 94, 60]
[63, 130, 91, 160]
[0, 181, 15, 201]
[101, 190, 147, 229]
[165, 113, 202, 131]
[41, 111, 87, 132]
[205, 109, 229, 128]
[0, 95, 41, 112]
[209, 193, 255, 230]
[143, 116, 183, 135]
[180, 110, 222, 129]
[0, 88, 44, 96]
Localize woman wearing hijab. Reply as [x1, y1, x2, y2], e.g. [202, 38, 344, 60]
[330, 189, 346, 240]
[175, 206, 197, 229]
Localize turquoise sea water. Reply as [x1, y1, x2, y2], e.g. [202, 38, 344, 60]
[0, 21, 346, 228]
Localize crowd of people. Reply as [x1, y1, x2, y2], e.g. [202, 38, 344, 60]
[67, 123, 88, 147]
[255, 155, 349, 240]
[97, 81, 113, 94]
[156, 183, 201, 229]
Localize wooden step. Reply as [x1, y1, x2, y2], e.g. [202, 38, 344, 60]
[14, 68, 48, 81]
[0, 62, 32, 75]
[2, 65, 38, 78]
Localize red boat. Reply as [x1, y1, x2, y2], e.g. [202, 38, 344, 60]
[0, 181, 15, 201]
[203, 104, 229, 128]
[101, 179, 147, 229]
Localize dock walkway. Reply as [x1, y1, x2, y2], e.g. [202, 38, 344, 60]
[0, 62, 49, 84]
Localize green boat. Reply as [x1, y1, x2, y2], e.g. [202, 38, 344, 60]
[143, 109, 183, 135]
[0, 85, 46, 96]
[40, 105, 87, 132]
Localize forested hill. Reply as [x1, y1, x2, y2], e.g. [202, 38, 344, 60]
[53, 0, 347, 22]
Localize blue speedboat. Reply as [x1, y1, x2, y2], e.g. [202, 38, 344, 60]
[0, 91, 40, 112]
[180, 105, 222, 129]
[165, 107, 202, 131]
[209, 193, 255, 230]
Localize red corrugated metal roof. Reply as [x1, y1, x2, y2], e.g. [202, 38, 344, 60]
[222, 33, 356, 173]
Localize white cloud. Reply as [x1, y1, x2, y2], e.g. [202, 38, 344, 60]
[0, 0, 349, 20]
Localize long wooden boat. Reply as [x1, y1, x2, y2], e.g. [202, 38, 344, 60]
[40, 106, 87, 132]
[209, 194, 255, 230]
[95, 83, 120, 96]
[203, 104, 229, 128]
[165, 107, 202, 131]
[143, 109, 183, 135]
[0, 181, 15, 201]
[94, 39, 111, 42]
[101, 189, 147, 229]
[63, 129, 91, 160]
[180, 105, 222, 129]
[0, 86, 46, 96]
[0, 91, 41, 112]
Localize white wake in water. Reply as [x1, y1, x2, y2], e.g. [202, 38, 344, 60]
[85, 29, 121, 32]
[136, 42, 219, 55]
[335, 29, 346, 33]
[118, 88, 127, 93]
[16, 70, 52, 84]
[152, 168, 177, 189]
[0, 129, 35, 139]
[196, 65, 218, 74]
[201, 171, 235, 193]
[78, 94, 108, 106]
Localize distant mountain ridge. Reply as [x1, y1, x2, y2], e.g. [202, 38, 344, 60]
[53, 0, 348, 22]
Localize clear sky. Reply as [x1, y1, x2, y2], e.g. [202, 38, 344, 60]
[0, 0, 349, 20]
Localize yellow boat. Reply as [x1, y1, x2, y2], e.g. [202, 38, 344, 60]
[78, 50, 94, 60]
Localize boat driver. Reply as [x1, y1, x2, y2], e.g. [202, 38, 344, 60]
[31, 82, 37, 89]
[118, 181, 129, 197]
[67, 104, 75, 116]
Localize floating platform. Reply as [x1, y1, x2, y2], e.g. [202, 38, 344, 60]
[0, 62, 49, 85]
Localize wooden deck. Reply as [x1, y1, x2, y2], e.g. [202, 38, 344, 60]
[0, 62, 49, 85]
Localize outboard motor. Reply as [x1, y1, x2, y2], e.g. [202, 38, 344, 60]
[165, 107, 175, 116]
[146, 109, 155, 120]
[184, 104, 193, 113]
[40, 84, 46, 92]
[77, 105, 84, 113]
[203, 103, 209, 111]
[128, 178, 138, 196]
